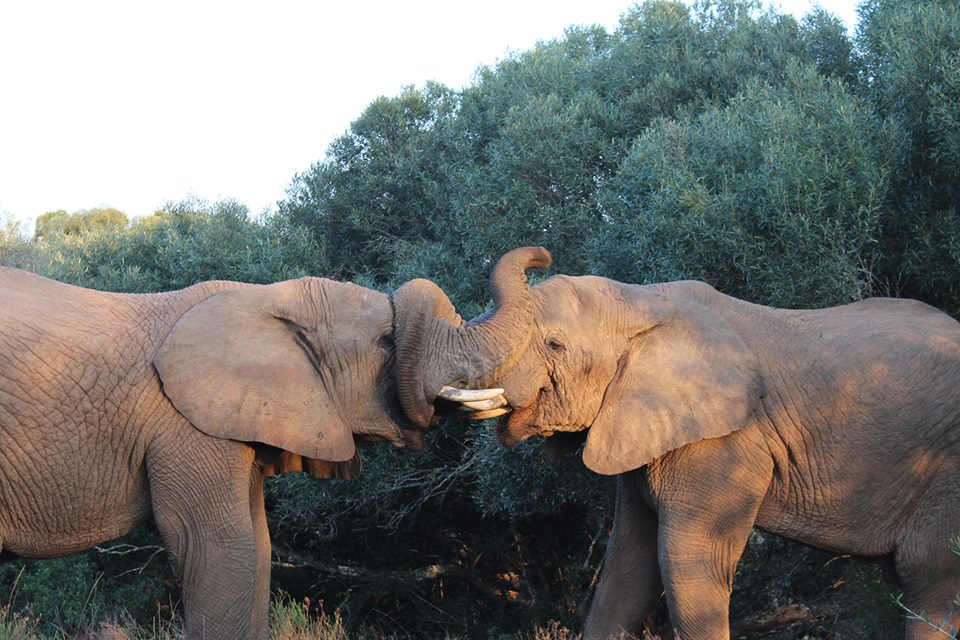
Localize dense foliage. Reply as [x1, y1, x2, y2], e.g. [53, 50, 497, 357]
[2, 0, 958, 637]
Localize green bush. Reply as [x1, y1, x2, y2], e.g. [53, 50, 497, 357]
[279, 84, 460, 285]
[858, 0, 960, 315]
[24, 198, 325, 293]
[0, 528, 173, 636]
[278, 0, 859, 297]
[1, 555, 105, 633]
[592, 63, 902, 308]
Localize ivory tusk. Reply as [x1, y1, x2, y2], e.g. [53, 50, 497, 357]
[459, 397, 508, 411]
[437, 385, 505, 402]
[457, 407, 510, 420]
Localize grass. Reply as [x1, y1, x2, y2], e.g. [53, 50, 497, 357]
[267, 596, 348, 640]
[0, 596, 583, 639]
[0, 604, 40, 639]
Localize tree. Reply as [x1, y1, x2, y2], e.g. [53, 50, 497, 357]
[280, 83, 460, 284]
[34, 207, 128, 240]
[278, 0, 860, 302]
[592, 63, 903, 308]
[858, 0, 960, 315]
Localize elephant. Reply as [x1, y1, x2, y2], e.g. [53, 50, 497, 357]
[397, 246, 960, 640]
[0, 266, 501, 639]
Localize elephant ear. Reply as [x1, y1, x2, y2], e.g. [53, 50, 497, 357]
[583, 290, 764, 475]
[154, 281, 356, 462]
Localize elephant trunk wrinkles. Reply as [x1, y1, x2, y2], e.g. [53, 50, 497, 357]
[392, 247, 551, 429]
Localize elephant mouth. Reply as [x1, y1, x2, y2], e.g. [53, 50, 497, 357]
[355, 383, 423, 451]
[496, 397, 590, 450]
[493, 382, 548, 447]
[496, 411, 589, 453]
[495, 404, 540, 447]
[377, 380, 426, 450]
[399, 426, 424, 451]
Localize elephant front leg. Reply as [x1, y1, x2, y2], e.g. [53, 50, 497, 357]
[658, 522, 750, 640]
[584, 470, 663, 639]
[147, 437, 270, 640]
[653, 435, 773, 640]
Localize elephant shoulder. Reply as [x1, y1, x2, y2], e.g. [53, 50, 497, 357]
[640, 280, 738, 311]
[653, 279, 721, 300]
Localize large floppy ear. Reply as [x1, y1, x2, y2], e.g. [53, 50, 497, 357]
[154, 281, 356, 462]
[583, 289, 764, 475]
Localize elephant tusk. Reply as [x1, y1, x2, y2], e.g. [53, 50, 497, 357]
[459, 396, 508, 411]
[437, 385, 505, 402]
[456, 407, 510, 420]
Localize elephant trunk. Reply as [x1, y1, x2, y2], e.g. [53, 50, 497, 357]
[392, 247, 551, 429]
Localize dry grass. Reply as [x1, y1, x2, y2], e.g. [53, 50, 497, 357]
[1, 598, 588, 640]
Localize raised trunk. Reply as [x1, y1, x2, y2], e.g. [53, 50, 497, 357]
[392, 247, 551, 428]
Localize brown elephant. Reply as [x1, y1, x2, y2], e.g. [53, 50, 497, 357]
[398, 247, 960, 640]
[0, 267, 500, 639]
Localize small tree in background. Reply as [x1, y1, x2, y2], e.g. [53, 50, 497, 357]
[17, 198, 325, 293]
[34, 207, 128, 241]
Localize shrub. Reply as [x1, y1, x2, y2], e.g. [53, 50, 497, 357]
[592, 63, 903, 308]
[858, 0, 960, 315]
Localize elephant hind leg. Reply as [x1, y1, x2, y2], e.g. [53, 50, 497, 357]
[894, 478, 960, 640]
[896, 547, 960, 640]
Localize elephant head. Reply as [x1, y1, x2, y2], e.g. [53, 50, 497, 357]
[154, 276, 498, 476]
[389, 246, 553, 429]
[419, 248, 765, 476]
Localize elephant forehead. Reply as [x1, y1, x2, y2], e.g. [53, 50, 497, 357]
[342, 294, 392, 327]
[302, 278, 392, 329]
[533, 276, 614, 327]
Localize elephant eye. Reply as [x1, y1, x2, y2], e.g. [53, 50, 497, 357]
[546, 335, 566, 352]
[377, 332, 395, 351]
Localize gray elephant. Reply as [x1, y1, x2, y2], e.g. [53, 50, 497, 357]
[0, 267, 498, 639]
[399, 247, 960, 640]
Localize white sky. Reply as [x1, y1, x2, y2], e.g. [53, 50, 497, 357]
[0, 1, 858, 229]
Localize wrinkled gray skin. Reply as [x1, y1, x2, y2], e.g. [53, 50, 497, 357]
[0, 267, 456, 639]
[410, 247, 960, 640]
